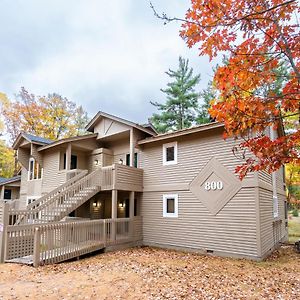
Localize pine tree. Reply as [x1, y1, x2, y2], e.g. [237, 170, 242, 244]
[196, 80, 216, 124]
[150, 56, 201, 133]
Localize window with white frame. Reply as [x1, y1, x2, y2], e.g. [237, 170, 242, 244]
[163, 194, 178, 218]
[163, 142, 177, 166]
[26, 196, 40, 206]
[28, 158, 42, 180]
[273, 194, 279, 218]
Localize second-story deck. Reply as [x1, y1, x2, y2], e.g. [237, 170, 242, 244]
[99, 163, 143, 192]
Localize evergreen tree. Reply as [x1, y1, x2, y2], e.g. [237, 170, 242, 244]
[150, 56, 201, 133]
[196, 80, 216, 124]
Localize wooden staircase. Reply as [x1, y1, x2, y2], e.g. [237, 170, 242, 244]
[8, 168, 108, 225]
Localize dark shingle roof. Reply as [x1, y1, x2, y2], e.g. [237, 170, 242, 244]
[0, 175, 21, 186]
[0, 177, 7, 184]
[23, 133, 53, 145]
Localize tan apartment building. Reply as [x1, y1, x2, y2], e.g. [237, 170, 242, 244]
[0, 111, 288, 265]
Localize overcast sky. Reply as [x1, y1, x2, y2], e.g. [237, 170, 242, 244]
[0, 0, 215, 124]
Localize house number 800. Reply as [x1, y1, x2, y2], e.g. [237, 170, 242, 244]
[204, 181, 223, 191]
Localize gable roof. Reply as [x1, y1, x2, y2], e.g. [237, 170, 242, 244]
[0, 175, 21, 186]
[86, 111, 157, 137]
[12, 132, 53, 150]
[141, 122, 158, 135]
[23, 133, 53, 145]
[138, 122, 224, 145]
[37, 133, 98, 152]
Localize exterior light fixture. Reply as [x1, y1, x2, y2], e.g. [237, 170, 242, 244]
[94, 159, 99, 166]
[118, 201, 125, 208]
[119, 159, 123, 165]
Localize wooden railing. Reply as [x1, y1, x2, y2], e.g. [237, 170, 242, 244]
[8, 168, 109, 225]
[113, 164, 143, 192]
[7, 164, 142, 226]
[27, 170, 88, 211]
[4, 217, 142, 266]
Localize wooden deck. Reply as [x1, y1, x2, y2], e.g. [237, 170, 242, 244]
[6, 241, 106, 265]
[4, 217, 142, 266]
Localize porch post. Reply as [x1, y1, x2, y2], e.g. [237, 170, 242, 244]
[66, 143, 72, 170]
[0, 186, 4, 200]
[111, 189, 118, 241]
[129, 128, 135, 167]
[129, 191, 134, 218]
[0, 202, 9, 263]
[129, 191, 135, 239]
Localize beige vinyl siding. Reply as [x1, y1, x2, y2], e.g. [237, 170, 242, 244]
[27, 179, 42, 197]
[258, 171, 272, 186]
[141, 129, 259, 258]
[259, 188, 287, 257]
[140, 130, 254, 188]
[41, 150, 67, 194]
[142, 188, 258, 257]
[19, 167, 28, 205]
[275, 167, 285, 192]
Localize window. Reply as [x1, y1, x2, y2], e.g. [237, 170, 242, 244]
[63, 154, 78, 170]
[272, 172, 279, 218]
[163, 142, 177, 166]
[163, 194, 178, 218]
[27, 196, 39, 206]
[126, 153, 138, 168]
[4, 189, 12, 200]
[28, 158, 42, 180]
[273, 195, 279, 218]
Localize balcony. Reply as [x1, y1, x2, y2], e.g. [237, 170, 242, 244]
[101, 164, 143, 192]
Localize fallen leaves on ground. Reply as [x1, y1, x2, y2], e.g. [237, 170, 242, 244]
[0, 245, 299, 299]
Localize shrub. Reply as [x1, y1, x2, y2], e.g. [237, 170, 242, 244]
[292, 209, 299, 217]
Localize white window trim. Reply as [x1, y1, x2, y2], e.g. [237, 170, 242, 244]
[26, 196, 40, 206]
[28, 157, 43, 181]
[270, 128, 279, 218]
[163, 194, 178, 218]
[163, 142, 177, 166]
[273, 195, 279, 218]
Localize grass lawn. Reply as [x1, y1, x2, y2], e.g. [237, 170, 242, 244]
[288, 215, 300, 243]
[0, 246, 299, 300]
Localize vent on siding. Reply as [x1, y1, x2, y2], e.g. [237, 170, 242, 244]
[206, 250, 214, 254]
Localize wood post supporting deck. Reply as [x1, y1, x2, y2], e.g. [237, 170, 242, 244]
[0, 203, 9, 263]
[129, 191, 135, 237]
[66, 143, 72, 171]
[33, 227, 41, 267]
[111, 190, 118, 241]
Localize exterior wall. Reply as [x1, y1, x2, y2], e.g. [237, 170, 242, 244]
[140, 128, 260, 259]
[258, 188, 287, 258]
[20, 167, 29, 205]
[94, 118, 131, 138]
[88, 148, 113, 172]
[41, 149, 67, 194]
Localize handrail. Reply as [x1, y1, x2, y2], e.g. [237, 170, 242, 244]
[13, 168, 102, 215]
[24, 170, 88, 211]
[8, 167, 114, 225]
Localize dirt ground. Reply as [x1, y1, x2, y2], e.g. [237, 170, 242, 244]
[0, 246, 299, 300]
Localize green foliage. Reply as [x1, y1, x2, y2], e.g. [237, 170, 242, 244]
[196, 80, 216, 124]
[285, 163, 300, 201]
[0, 140, 15, 178]
[292, 209, 299, 217]
[150, 56, 201, 133]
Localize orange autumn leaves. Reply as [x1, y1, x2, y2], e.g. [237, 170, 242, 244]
[180, 0, 300, 178]
[0, 88, 88, 143]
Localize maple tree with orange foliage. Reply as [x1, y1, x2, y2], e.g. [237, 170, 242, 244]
[153, 0, 300, 178]
[181, 0, 300, 179]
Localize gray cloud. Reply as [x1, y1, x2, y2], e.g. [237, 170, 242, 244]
[0, 0, 216, 124]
